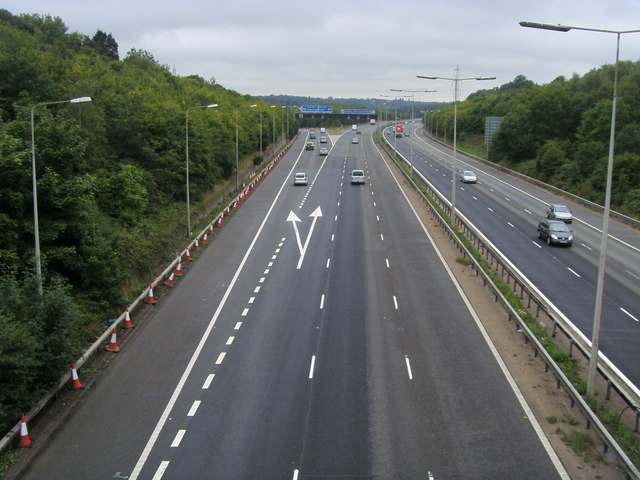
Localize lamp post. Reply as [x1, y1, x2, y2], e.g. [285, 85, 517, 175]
[520, 21, 640, 397]
[30, 96, 92, 296]
[417, 67, 495, 226]
[270, 105, 276, 159]
[185, 103, 217, 235]
[390, 89, 436, 173]
[235, 104, 257, 191]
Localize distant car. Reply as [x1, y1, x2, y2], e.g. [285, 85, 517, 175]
[352, 137, 359, 144]
[357, 130, 361, 134]
[537, 219, 573, 247]
[460, 171, 477, 183]
[319, 136, 328, 143]
[404, 132, 410, 137]
[547, 204, 573, 223]
[293, 172, 308, 186]
[309, 132, 316, 139]
[319, 147, 329, 156]
[385, 130, 391, 135]
[305, 142, 314, 151]
[350, 169, 365, 185]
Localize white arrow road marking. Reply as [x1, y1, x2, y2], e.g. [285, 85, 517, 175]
[287, 207, 323, 269]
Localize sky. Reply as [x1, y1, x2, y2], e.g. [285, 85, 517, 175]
[4, 0, 640, 102]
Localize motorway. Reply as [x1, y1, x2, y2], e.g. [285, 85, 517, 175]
[22, 129, 566, 479]
[389, 122, 640, 389]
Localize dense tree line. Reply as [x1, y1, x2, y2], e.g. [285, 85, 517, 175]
[0, 10, 296, 434]
[425, 71, 640, 217]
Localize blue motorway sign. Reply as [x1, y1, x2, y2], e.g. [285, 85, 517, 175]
[340, 109, 375, 115]
[300, 105, 333, 113]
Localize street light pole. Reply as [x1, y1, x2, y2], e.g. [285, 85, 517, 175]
[520, 20, 640, 397]
[390, 89, 436, 173]
[235, 104, 257, 191]
[417, 68, 495, 226]
[270, 105, 276, 159]
[185, 103, 217, 235]
[30, 96, 92, 297]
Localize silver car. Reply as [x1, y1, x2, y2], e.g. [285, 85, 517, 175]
[547, 204, 572, 223]
[350, 169, 365, 185]
[460, 170, 477, 183]
[293, 172, 308, 186]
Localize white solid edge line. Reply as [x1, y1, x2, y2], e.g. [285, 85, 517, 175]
[129, 142, 308, 480]
[373, 140, 570, 480]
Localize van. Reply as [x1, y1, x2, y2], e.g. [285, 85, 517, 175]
[320, 127, 326, 133]
[352, 124, 357, 131]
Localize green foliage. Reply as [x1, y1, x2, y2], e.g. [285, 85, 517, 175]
[0, 9, 299, 435]
[0, 277, 81, 430]
[425, 68, 640, 218]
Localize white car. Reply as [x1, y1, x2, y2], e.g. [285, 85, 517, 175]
[352, 137, 359, 144]
[319, 147, 329, 156]
[293, 172, 308, 186]
[460, 170, 477, 183]
[350, 169, 365, 185]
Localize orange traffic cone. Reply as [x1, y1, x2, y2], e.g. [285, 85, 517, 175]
[70, 363, 84, 390]
[217, 213, 224, 227]
[165, 272, 175, 287]
[194, 238, 201, 251]
[173, 257, 183, 277]
[202, 233, 208, 245]
[185, 246, 192, 262]
[123, 305, 134, 329]
[147, 284, 157, 305]
[18, 414, 32, 447]
[105, 328, 120, 352]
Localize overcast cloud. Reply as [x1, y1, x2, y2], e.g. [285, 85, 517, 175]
[4, 0, 640, 102]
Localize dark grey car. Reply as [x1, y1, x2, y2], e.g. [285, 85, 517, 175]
[537, 218, 573, 247]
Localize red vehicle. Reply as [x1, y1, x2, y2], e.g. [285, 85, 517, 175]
[394, 125, 404, 137]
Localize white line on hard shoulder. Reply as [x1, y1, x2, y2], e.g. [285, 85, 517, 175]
[386, 258, 390, 268]
[326, 258, 331, 268]
[393, 296, 398, 310]
[320, 294, 325, 309]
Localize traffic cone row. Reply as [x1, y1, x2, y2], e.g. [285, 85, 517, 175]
[185, 246, 192, 262]
[165, 272, 175, 287]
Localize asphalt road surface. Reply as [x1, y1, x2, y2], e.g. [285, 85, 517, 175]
[22, 129, 567, 480]
[388, 122, 640, 390]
